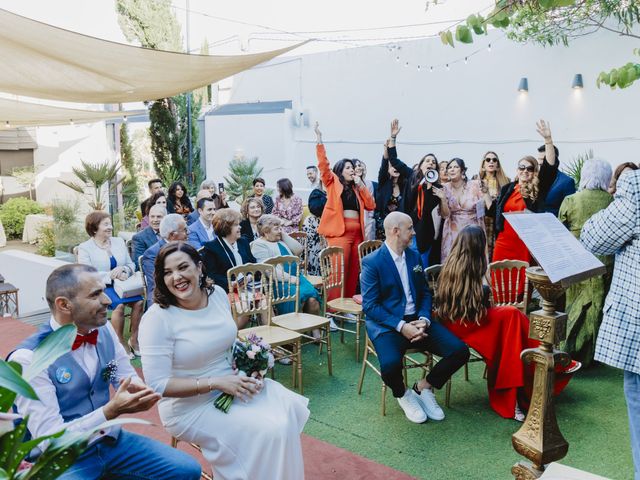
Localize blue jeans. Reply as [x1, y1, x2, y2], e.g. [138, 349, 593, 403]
[624, 370, 640, 480]
[410, 237, 431, 268]
[371, 320, 469, 397]
[58, 430, 201, 480]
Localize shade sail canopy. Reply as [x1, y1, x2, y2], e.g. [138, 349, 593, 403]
[0, 8, 304, 103]
[0, 97, 145, 127]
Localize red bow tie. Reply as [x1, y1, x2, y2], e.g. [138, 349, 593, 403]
[72, 330, 99, 350]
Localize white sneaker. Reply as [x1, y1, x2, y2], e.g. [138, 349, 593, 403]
[328, 318, 339, 332]
[397, 389, 427, 424]
[415, 387, 445, 421]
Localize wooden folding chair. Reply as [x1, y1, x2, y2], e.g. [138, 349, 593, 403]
[228, 263, 304, 393]
[264, 255, 332, 376]
[357, 240, 383, 268]
[320, 246, 364, 360]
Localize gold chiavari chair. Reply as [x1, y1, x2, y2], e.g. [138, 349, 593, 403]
[319, 246, 364, 360]
[169, 438, 213, 480]
[227, 263, 304, 392]
[264, 255, 332, 376]
[489, 260, 530, 315]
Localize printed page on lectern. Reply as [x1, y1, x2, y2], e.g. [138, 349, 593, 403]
[504, 212, 606, 287]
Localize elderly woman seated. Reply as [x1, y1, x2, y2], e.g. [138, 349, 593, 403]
[251, 214, 321, 318]
[201, 208, 257, 293]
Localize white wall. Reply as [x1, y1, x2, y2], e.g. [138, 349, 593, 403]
[34, 122, 110, 211]
[204, 29, 640, 193]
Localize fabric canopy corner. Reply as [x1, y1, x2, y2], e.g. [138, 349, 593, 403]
[0, 98, 145, 127]
[0, 8, 306, 104]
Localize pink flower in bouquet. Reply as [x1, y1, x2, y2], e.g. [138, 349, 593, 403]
[214, 334, 275, 413]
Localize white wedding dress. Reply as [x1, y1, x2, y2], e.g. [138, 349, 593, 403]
[139, 286, 309, 480]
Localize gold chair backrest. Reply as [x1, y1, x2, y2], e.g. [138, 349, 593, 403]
[425, 264, 442, 294]
[227, 263, 274, 324]
[489, 260, 530, 313]
[72, 246, 79, 263]
[318, 235, 328, 250]
[263, 255, 301, 312]
[319, 246, 345, 299]
[357, 240, 383, 271]
[289, 231, 308, 274]
[138, 256, 148, 305]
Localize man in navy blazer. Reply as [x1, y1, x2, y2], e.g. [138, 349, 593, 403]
[188, 197, 217, 249]
[141, 214, 188, 308]
[132, 205, 165, 267]
[361, 212, 469, 424]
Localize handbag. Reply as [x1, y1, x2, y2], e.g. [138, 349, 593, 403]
[114, 272, 144, 298]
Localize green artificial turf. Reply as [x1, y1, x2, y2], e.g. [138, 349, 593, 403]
[272, 333, 632, 480]
[129, 322, 632, 479]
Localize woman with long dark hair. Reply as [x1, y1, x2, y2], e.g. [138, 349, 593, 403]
[139, 242, 309, 479]
[436, 225, 579, 420]
[314, 122, 376, 299]
[479, 151, 510, 260]
[166, 181, 194, 217]
[272, 178, 303, 234]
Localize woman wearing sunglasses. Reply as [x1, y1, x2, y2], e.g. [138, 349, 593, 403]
[479, 152, 510, 260]
[493, 120, 558, 272]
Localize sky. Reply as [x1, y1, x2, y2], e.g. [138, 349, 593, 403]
[0, 0, 491, 56]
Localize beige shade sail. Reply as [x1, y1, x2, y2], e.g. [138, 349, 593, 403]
[0, 97, 145, 127]
[0, 8, 305, 104]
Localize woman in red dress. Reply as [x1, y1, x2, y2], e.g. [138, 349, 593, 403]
[436, 225, 579, 420]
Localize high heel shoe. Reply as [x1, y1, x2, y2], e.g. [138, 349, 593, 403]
[128, 339, 141, 357]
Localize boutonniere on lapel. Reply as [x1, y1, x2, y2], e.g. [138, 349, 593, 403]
[413, 265, 423, 274]
[101, 360, 118, 382]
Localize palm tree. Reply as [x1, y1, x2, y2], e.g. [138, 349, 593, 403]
[59, 160, 123, 210]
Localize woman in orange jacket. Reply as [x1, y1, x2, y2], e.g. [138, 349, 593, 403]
[314, 122, 376, 299]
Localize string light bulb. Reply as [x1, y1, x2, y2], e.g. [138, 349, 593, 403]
[417, 65, 421, 71]
[4, 121, 10, 128]
[488, 43, 492, 52]
[396, 55, 400, 62]
[464, 57, 468, 65]
[69, 119, 74, 126]
[123, 115, 128, 123]
[430, 66, 433, 73]
[446, 63, 450, 71]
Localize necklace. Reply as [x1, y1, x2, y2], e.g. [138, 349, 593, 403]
[94, 237, 111, 249]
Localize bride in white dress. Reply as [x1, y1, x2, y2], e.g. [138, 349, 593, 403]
[139, 242, 309, 480]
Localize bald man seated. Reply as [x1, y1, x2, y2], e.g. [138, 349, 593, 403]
[360, 212, 469, 424]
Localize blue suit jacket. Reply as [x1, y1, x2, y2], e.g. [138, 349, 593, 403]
[361, 244, 432, 340]
[186, 210, 199, 226]
[542, 171, 576, 216]
[188, 219, 215, 249]
[141, 239, 166, 308]
[131, 227, 159, 268]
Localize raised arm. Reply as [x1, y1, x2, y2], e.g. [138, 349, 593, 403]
[387, 119, 415, 178]
[315, 122, 335, 187]
[536, 119, 556, 166]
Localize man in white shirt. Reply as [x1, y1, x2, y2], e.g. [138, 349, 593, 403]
[360, 212, 469, 424]
[307, 165, 320, 190]
[9, 264, 201, 479]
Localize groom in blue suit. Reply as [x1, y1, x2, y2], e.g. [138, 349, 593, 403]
[361, 212, 469, 423]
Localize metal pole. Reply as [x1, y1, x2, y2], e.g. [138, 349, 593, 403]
[186, 0, 193, 187]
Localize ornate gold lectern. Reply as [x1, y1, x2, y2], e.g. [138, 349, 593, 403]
[511, 267, 572, 479]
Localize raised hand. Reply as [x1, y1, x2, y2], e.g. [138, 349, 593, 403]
[390, 119, 402, 138]
[536, 119, 552, 141]
[314, 122, 323, 144]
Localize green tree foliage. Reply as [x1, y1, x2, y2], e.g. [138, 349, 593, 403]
[120, 124, 139, 221]
[436, 1, 640, 89]
[0, 197, 44, 239]
[59, 160, 123, 210]
[563, 149, 594, 189]
[224, 156, 263, 203]
[116, 0, 203, 192]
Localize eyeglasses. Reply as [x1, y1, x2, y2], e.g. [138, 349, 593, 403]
[484, 157, 498, 163]
[518, 165, 535, 173]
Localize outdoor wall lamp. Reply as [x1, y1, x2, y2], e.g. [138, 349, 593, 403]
[518, 77, 529, 92]
[572, 73, 584, 89]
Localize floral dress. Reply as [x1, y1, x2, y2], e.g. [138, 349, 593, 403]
[302, 215, 322, 275]
[273, 195, 303, 234]
[440, 179, 485, 261]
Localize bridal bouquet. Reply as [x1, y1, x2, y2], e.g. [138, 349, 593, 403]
[214, 333, 275, 413]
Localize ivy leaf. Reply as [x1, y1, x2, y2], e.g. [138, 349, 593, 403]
[455, 25, 474, 44]
[467, 14, 486, 35]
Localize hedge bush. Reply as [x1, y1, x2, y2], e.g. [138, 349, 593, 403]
[0, 197, 45, 239]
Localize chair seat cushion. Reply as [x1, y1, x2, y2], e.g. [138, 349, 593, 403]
[238, 325, 301, 346]
[327, 298, 362, 314]
[273, 312, 329, 332]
